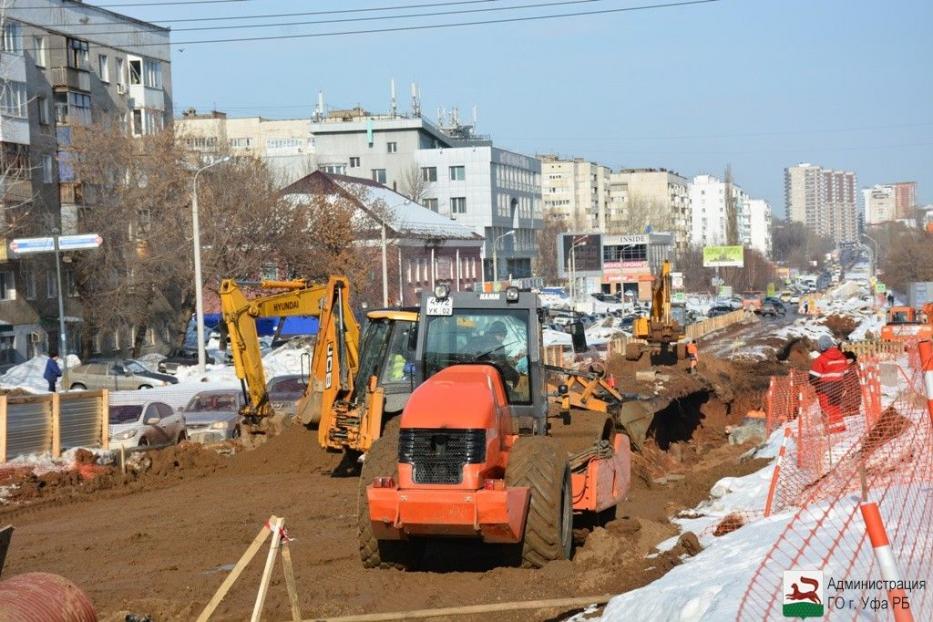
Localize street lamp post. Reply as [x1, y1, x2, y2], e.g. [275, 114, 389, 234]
[862, 234, 879, 277]
[492, 230, 514, 291]
[192, 156, 231, 376]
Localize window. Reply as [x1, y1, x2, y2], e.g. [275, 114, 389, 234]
[132, 109, 143, 136]
[371, 169, 387, 184]
[40, 154, 54, 183]
[25, 271, 36, 300]
[143, 59, 162, 88]
[67, 38, 89, 70]
[33, 35, 47, 66]
[98, 54, 109, 82]
[349, 156, 360, 168]
[449, 166, 465, 181]
[0, 271, 15, 300]
[322, 163, 346, 175]
[451, 197, 466, 214]
[47, 272, 57, 298]
[37, 96, 50, 125]
[65, 270, 77, 297]
[0, 81, 27, 118]
[2, 21, 21, 55]
[386, 141, 398, 153]
[228, 137, 252, 148]
[261, 264, 278, 280]
[116, 57, 126, 86]
[129, 59, 142, 85]
[422, 198, 438, 212]
[421, 167, 437, 182]
[2, 143, 29, 178]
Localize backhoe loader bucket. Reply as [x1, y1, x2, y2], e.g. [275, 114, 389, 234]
[617, 400, 655, 450]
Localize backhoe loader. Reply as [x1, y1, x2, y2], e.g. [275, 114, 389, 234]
[358, 285, 633, 569]
[219, 277, 418, 452]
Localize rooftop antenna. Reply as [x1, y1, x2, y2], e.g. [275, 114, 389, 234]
[390, 79, 397, 117]
[316, 91, 325, 121]
[472, 105, 477, 128]
[410, 82, 421, 117]
[452, 106, 460, 127]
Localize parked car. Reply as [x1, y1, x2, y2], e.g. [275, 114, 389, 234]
[181, 389, 245, 444]
[707, 305, 735, 318]
[758, 301, 782, 317]
[158, 348, 216, 375]
[67, 359, 176, 391]
[108, 400, 186, 449]
[267, 374, 307, 419]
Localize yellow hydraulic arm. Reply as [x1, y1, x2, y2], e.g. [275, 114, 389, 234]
[219, 276, 360, 436]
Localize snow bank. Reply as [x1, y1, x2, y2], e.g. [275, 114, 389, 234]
[0, 354, 82, 393]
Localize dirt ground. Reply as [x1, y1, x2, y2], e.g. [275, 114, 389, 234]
[2, 399, 766, 622]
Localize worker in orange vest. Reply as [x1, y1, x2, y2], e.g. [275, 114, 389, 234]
[809, 335, 847, 433]
[686, 340, 699, 374]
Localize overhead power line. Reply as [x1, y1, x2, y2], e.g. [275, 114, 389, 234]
[34, 0, 724, 48]
[71, 0, 624, 36]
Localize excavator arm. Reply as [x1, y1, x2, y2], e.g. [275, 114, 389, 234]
[219, 276, 360, 435]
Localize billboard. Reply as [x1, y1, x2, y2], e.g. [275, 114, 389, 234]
[702, 245, 744, 268]
[557, 233, 603, 277]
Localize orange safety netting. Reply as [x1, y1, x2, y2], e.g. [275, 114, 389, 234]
[739, 341, 933, 621]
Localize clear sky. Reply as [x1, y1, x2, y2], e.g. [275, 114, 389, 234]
[107, 0, 932, 217]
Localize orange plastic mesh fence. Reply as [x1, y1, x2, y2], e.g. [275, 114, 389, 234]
[739, 342, 933, 621]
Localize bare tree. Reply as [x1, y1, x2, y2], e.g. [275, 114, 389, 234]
[607, 192, 673, 235]
[534, 212, 567, 285]
[724, 164, 739, 245]
[400, 162, 426, 203]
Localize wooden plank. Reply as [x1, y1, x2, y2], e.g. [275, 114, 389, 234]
[0, 396, 7, 463]
[100, 389, 109, 449]
[297, 593, 616, 622]
[280, 539, 301, 622]
[251, 515, 285, 622]
[51, 392, 61, 458]
[196, 523, 272, 622]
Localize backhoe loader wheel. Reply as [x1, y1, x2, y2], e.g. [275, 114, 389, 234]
[357, 421, 419, 570]
[505, 436, 573, 568]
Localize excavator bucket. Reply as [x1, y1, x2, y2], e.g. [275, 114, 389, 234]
[617, 400, 655, 450]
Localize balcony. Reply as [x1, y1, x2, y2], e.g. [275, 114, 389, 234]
[0, 178, 34, 205]
[51, 66, 91, 92]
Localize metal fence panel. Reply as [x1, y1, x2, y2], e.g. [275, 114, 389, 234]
[59, 395, 102, 450]
[6, 400, 52, 458]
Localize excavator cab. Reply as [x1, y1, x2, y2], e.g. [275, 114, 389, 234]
[352, 310, 419, 415]
[359, 285, 630, 570]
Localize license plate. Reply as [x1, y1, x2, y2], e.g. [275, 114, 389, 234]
[426, 296, 453, 316]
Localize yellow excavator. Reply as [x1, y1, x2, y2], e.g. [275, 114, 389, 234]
[627, 259, 686, 361]
[219, 276, 418, 452]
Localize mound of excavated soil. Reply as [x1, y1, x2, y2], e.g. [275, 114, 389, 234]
[824, 314, 859, 340]
[859, 406, 912, 458]
[227, 423, 344, 476]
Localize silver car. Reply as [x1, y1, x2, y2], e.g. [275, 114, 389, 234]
[181, 390, 244, 444]
[266, 374, 307, 420]
[109, 401, 186, 449]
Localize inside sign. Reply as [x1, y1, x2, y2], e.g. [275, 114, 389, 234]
[425, 296, 453, 316]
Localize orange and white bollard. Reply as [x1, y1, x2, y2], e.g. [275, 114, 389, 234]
[764, 424, 792, 517]
[859, 502, 914, 622]
[919, 340, 933, 425]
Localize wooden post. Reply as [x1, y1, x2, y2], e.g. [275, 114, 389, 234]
[252, 515, 285, 622]
[196, 522, 272, 622]
[100, 389, 109, 450]
[280, 539, 301, 622]
[50, 393, 61, 458]
[0, 396, 7, 463]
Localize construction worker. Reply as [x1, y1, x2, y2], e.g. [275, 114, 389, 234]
[809, 335, 847, 433]
[686, 340, 699, 374]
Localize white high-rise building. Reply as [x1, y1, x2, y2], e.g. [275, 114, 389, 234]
[862, 184, 897, 225]
[785, 163, 857, 243]
[688, 174, 747, 247]
[747, 199, 772, 257]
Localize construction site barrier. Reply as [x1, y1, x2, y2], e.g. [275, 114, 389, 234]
[0, 390, 109, 462]
[738, 340, 932, 621]
[841, 339, 904, 360]
[685, 308, 750, 341]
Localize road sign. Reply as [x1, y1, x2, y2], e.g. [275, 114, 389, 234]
[875, 282, 887, 294]
[58, 234, 103, 251]
[9, 237, 55, 255]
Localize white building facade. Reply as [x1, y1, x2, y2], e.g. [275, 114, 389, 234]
[689, 174, 748, 247]
[539, 155, 610, 231]
[746, 199, 772, 257]
[862, 184, 897, 225]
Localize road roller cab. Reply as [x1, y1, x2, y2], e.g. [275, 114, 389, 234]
[359, 285, 631, 570]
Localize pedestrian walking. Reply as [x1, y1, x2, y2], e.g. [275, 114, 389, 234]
[809, 335, 847, 433]
[44, 352, 62, 392]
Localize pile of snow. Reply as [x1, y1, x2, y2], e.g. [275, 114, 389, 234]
[0, 446, 114, 504]
[173, 339, 312, 385]
[848, 313, 886, 341]
[543, 329, 572, 347]
[0, 354, 82, 393]
[775, 317, 834, 342]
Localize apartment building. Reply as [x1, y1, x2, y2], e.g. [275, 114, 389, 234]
[175, 109, 313, 185]
[862, 184, 897, 225]
[606, 168, 691, 249]
[785, 163, 857, 243]
[746, 198, 772, 257]
[539, 155, 610, 230]
[309, 106, 542, 282]
[688, 174, 746, 247]
[892, 181, 917, 220]
[0, 1, 171, 362]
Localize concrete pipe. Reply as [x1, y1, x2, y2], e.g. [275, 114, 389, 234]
[0, 572, 96, 622]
